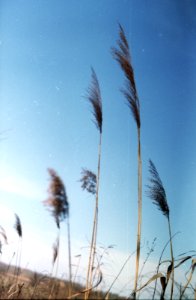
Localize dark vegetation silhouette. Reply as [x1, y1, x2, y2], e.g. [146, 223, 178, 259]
[147, 160, 174, 300]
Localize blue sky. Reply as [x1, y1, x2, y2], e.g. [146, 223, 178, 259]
[0, 0, 196, 296]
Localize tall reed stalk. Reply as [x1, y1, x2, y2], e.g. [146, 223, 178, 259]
[84, 68, 103, 299]
[112, 24, 142, 298]
[147, 160, 174, 300]
[43, 168, 72, 297]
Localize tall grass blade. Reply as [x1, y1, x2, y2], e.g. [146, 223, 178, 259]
[67, 269, 103, 299]
[135, 272, 164, 293]
[104, 252, 134, 299]
[152, 232, 179, 300]
[179, 258, 196, 299]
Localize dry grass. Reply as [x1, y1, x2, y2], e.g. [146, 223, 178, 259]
[0, 263, 124, 299]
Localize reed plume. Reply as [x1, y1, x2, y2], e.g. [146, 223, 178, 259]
[84, 68, 103, 299]
[87, 68, 102, 134]
[147, 160, 169, 217]
[43, 168, 69, 228]
[80, 168, 97, 195]
[112, 24, 142, 297]
[147, 159, 174, 299]
[112, 24, 140, 128]
[43, 168, 72, 296]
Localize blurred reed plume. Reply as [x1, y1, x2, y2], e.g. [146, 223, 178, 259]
[84, 68, 103, 299]
[43, 168, 72, 296]
[13, 214, 23, 283]
[52, 236, 60, 267]
[14, 214, 22, 238]
[49, 235, 60, 299]
[147, 159, 174, 300]
[112, 24, 142, 298]
[43, 168, 69, 229]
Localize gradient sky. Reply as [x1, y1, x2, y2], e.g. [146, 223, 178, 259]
[0, 0, 196, 296]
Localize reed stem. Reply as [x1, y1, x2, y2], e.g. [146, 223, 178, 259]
[85, 133, 102, 299]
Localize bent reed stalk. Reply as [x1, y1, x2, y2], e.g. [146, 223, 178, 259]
[112, 24, 142, 298]
[84, 68, 103, 299]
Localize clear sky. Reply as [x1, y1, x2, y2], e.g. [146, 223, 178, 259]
[0, 0, 196, 296]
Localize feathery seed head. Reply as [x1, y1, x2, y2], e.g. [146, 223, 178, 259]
[80, 168, 97, 195]
[86, 68, 103, 133]
[147, 160, 169, 218]
[112, 24, 140, 128]
[43, 168, 69, 229]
